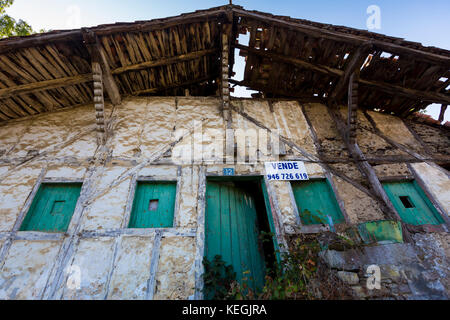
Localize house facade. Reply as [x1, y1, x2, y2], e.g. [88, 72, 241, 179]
[0, 5, 449, 300]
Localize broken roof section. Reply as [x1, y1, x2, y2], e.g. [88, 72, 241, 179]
[0, 4, 449, 122]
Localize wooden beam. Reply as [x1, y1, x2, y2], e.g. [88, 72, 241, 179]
[347, 72, 359, 144]
[236, 43, 450, 105]
[234, 43, 343, 77]
[327, 104, 404, 225]
[0, 74, 92, 99]
[330, 43, 373, 100]
[359, 78, 450, 105]
[439, 104, 448, 123]
[221, 25, 232, 127]
[229, 79, 325, 103]
[131, 75, 216, 95]
[92, 62, 106, 145]
[228, 79, 325, 103]
[111, 49, 218, 75]
[82, 29, 121, 106]
[232, 8, 450, 66]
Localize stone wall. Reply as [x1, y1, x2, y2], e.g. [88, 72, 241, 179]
[0, 97, 448, 300]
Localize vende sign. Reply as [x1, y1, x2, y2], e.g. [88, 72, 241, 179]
[265, 161, 309, 181]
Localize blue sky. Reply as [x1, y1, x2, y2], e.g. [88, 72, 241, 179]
[6, 0, 450, 121]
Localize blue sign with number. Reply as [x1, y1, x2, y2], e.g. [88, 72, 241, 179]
[223, 168, 235, 176]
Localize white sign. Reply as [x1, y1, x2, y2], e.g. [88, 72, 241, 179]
[265, 161, 309, 181]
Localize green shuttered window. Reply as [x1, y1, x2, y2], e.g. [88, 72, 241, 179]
[382, 180, 444, 226]
[128, 181, 177, 228]
[20, 183, 82, 233]
[291, 179, 345, 226]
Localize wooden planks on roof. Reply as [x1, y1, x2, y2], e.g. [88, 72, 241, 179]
[0, 4, 449, 122]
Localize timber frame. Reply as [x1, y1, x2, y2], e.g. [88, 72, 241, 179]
[0, 4, 448, 124]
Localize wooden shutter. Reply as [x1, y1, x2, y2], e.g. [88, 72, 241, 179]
[20, 183, 82, 232]
[382, 180, 444, 226]
[128, 181, 177, 228]
[291, 179, 345, 226]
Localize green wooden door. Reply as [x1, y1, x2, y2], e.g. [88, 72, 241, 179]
[382, 181, 444, 225]
[128, 181, 176, 228]
[291, 179, 345, 225]
[20, 183, 82, 232]
[205, 181, 267, 294]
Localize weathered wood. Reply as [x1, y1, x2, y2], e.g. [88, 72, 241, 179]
[92, 62, 106, 145]
[82, 29, 121, 106]
[347, 72, 359, 144]
[0, 74, 92, 99]
[112, 49, 217, 74]
[229, 79, 325, 102]
[438, 104, 447, 123]
[359, 78, 450, 105]
[330, 43, 373, 100]
[221, 26, 232, 127]
[235, 43, 344, 77]
[235, 44, 450, 105]
[131, 75, 216, 95]
[233, 8, 450, 66]
[327, 104, 402, 223]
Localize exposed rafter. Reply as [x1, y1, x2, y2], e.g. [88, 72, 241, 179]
[330, 43, 373, 101]
[0, 74, 92, 99]
[131, 75, 216, 95]
[111, 49, 218, 75]
[92, 62, 106, 145]
[234, 43, 343, 77]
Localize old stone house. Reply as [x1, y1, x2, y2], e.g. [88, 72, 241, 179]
[0, 4, 449, 300]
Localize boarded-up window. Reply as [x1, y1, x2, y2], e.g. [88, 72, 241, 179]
[382, 180, 444, 226]
[20, 183, 82, 232]
[128, 182, 176, 228]
[291, 179, 345, 226]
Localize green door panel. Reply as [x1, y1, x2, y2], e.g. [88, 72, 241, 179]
[382, 181, 444, 226]
[20, 183, 82, 233]
[128, 181, 176, 228]
[291, 179, 345, 226]
[205, 181, 266, 294]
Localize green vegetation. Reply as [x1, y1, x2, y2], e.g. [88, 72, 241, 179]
[0, 0, 33, 38]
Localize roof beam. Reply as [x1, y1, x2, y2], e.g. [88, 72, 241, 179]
[329, 43, 373, 101]
[111, 49, 218, 75]
[132, 75, 216, 95]
[0, 74, 92, 99]
[439, 104, 448, 123]
[235, 44, 450, 105]
[234, 43, 343, 77]
[82, 29, 121, 106]
[359, 79, 450, 105]
[233, 8, 450, 66]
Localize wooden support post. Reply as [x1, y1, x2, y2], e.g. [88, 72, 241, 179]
[221, 31, 231, 128]
[82, 29, 121, 106]
[439, 104, 447, 123]
[328, 102, 408, 240]
[347, 72, 359, 144]
[92, 62, 106, 145]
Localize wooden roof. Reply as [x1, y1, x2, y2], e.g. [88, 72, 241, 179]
[0, 4, 449, 122]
